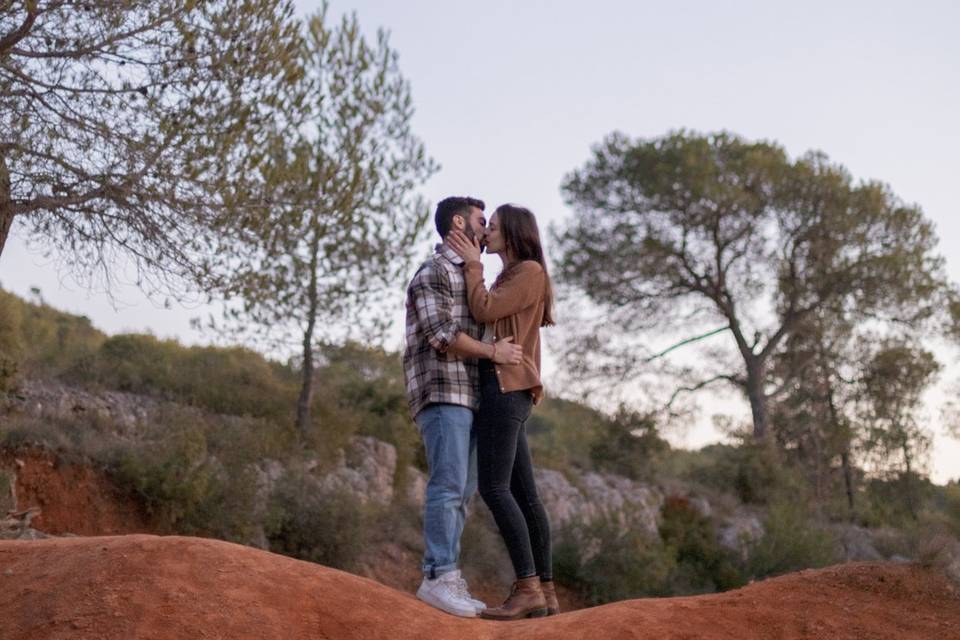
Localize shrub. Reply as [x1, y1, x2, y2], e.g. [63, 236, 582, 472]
[658, 496, 744, 593]
[460, 504, 514, 589]
[68, 335, 299, 422]
[106, 408, 254, 537]
[685, 440, 804, 505]
[309, 342, 417, 482]
[747, 500, 838, 579]
[13, 290, 104, 377]
[77, 334, 179, 394]
[554, 510, 677, 604]
[175, 346, 296, 420]
[0, 412, 120, 461]
[265, 468, 376, 571]
[589, 408, 670, 482]
[525, 398, 610, 472]
[0, 290, 23, 391]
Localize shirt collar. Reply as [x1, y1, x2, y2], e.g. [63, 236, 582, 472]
[435, 242, 464, 266]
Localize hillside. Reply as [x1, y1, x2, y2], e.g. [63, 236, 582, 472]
[1, 535, 958, 640]
[3, 286, 960, 615]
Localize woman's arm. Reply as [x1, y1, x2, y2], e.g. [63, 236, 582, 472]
[463, 260, 544, 323]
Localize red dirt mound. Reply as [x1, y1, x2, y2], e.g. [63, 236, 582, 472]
[1, 535, 958, 640]
[1, 448, 152, 536]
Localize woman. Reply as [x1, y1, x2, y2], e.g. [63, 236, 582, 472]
[448, 204, 558, 620]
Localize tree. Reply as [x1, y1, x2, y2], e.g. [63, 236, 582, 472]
[857, 340, 939, 519]
[555, 130, 957, 441]
[206, 7, 436, 439]
[0, 0, 302, 295]
[768, 310, 858, 512]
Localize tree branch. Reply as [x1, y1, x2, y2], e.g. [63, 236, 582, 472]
[666, 373, 743, 410]
[0, 4, 38, 56]
[643, 325, 729, 363]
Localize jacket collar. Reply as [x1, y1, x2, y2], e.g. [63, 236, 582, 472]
[435, 242, 464, 266]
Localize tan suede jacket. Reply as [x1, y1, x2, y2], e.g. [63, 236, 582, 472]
[462, 259, 546, 404]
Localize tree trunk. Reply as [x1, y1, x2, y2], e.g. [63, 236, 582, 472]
[827, 388, 856, 520]
[902, 444, 917, 520]
[295, 230, 322, 440]
[745, 359, 770, 440]
[296, 321, 316, 439]
[841, 450, 856, 521]
[0, 150, 14, 258]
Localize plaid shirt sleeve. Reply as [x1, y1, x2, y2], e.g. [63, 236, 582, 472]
[409, 261, 462, 352]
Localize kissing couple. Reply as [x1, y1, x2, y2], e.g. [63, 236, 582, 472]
[402, 196, 557, 620]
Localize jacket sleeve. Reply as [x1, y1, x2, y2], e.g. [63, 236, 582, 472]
[409, 263, 461, 352]
[462, 260, 544, 323]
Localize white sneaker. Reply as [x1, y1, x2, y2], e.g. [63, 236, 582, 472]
[450, 570, 486, 612]
[416, 572, 477, 617]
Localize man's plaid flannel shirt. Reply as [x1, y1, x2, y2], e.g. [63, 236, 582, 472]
[403, 243, 483, 419]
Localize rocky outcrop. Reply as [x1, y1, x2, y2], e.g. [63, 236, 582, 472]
[318, 436, 399, 505]
[5, 378, 166, 437]
[718, 511, 764, 559]
[534, 468, 664, 537]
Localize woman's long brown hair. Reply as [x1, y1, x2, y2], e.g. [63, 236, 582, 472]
[493, 204, 555, 327]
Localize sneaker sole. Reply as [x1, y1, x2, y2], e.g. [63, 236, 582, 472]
[416, 589, 477, 618]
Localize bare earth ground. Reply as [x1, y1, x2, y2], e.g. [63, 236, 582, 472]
[1, 534, 959, 640]
[2, 446, 584, 611]
[0, 448, 152, 536]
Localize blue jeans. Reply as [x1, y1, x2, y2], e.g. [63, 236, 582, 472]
[416, 403, 477, 579]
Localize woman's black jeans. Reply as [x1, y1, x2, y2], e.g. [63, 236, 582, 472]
[476, 359, 552, 581]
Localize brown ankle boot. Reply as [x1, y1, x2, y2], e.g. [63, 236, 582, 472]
[540, 579, 560, 616]
[480, 576, 547, 620]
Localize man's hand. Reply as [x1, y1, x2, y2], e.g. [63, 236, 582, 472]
[491, 336, 523, 365]
[448, 230, 482, 263]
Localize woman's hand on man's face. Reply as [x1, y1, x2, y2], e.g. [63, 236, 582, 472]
[448, 230, 482, 263]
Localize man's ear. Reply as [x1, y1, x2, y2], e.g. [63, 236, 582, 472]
[452, 214, 465, 230]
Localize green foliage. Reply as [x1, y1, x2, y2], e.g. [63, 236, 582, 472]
[2, 0, 304, 294]
[312, 343, 421, 482]
[937, 481, 960, 538]
[659, 497, 744, 593]
[459, 505, 515, 588]
[0, 412, 121, 463]
[858, 474, 941, 529]
[107, 407, 263, 540]
[857, 341, 939, 500]
[684, 441, 803, 505]
[74, 334, 296, 422]
[555, 511, 677, 604]
[747, 500, 838, 579]
[589, 408, 670, 481]
[2, 288, 105, 378]
[265, 469, 376, 571]
[556, 499, 746, 605]
[77, 334, 179, 394]
[204, 5, 437, 437]
[555, 129, 958, 445]
[109, 410, 218, 528]
[0, 289, 22, 391]
[526, 398, 613, 472]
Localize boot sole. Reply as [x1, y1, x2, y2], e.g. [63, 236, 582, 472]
[480, 607, 549, 621]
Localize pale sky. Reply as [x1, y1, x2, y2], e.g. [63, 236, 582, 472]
[3, 0, 958, 482]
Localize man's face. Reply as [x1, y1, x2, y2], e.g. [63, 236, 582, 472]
[460, 206, 487, 249]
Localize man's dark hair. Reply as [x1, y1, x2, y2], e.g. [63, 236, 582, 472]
[434, 196, 485, 238]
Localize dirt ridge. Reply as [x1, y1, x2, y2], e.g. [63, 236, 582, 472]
[1, 534, 959, 640]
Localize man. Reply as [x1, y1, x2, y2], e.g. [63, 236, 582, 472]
[403, 196, 523, 617]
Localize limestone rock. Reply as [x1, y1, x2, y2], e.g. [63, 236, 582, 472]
[318, 436, 398, 505]
[718, 512, 764, 560]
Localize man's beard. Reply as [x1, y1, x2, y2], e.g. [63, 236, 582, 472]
[463, 224, 486, 251]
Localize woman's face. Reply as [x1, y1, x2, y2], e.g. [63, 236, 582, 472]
[484, 212, 506, 256]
